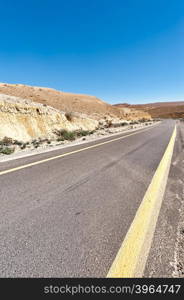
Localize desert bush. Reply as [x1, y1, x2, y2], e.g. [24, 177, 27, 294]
[55, 128, 95, 142]
[46, 139, 51, 144]
[0, 147, 15, 155]
[20, 143, 27, 150]
[56, 128, 96, 141]
[130, 121, 139, 125]
[13, 140, 24, 146]
[0, 137, 13, 146]
[106, 120, 113, 128]
[121, 122, 127, 126]
[55, 129, 76, 141]
[65, 112, 74, 121]
[57, 137, 65, 142]
[34, 143, 39, 148]
[31, 139, 41, 148]
[63, 131, 76, 141]
[139, 118, 149, 123]
[76, 130, 91, 137]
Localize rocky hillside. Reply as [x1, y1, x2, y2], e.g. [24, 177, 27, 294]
[0, 83, 151, 120]
[0, 94, 98, 142]
[114, 102, 184, 119]
[0, 83, 152, 147]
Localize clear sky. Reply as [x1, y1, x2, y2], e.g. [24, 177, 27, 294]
[0, 0, 183, 104]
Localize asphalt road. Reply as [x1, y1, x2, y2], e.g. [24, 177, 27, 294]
[144, 120, 184, 277]
[0, 120, 175, 277]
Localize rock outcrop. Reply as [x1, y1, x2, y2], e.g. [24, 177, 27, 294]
[0, 83, 151, 143]
[0, 83, 151, 120]
[0, 94, 98, 141]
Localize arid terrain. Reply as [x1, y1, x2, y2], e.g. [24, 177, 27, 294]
[0, 83, 183, 281]
[114, 102, 184, 119]
[1, 82, 184, 159]
[0, 82, 152, 156]
[0, 83, 150, 121]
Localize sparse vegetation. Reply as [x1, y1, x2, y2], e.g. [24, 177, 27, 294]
[0, 137, 30, 155]
[0, 147, 15, 155]
[55, 129, 76, 141]
[89, 130, 95, 135]
[76, 130, 92, 137]
[13, 140, 24, 146]
[106, 120, 113, 128]
[130, 121, 139, 125]
[0, 129, 95, 155]
[32, 140, 41, 148]
[120, 122, 128, 126]
[0, 136, 13, 146]
[55, 128, 96, 142]
[1, 117, 149, 156]
[20, 143, 27, 150]
[139, 118, 149, 123]
[65, 112, 74, 122]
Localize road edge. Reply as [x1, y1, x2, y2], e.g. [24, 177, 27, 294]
[107, 125, 176, 278]
[0, 125, 158, 177]
[0, 122, 159, 164]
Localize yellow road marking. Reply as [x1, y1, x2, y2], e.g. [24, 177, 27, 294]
[107, 125, 176, 278]
[0, 125, 158, 176]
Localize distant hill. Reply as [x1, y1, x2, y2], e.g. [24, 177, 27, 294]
[114, 102, 184, 119]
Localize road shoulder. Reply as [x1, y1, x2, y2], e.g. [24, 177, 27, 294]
[0, 122, 158, 163]
[144, 121, 184, 277]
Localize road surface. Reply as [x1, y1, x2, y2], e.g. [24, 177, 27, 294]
[0, 120, 177, 277]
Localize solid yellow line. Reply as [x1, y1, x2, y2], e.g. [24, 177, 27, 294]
[107, 125, 176, 278]
[0, 125, 157, 176]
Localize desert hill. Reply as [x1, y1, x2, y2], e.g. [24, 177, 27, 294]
[0, 83, 150, 121]
[0, 83, 124, 119]
[114, 102, 184, 119]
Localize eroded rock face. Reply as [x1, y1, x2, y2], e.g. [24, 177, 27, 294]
[0, 94, 98, 142]
[0, 83, 152, 143]
[0, 83, 125, 118]
[0, 83, 151, 120]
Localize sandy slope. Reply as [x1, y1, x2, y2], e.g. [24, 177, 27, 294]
[0, 83, 124, 118]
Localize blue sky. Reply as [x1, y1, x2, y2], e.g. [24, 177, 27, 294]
[0, 0, 183, 104]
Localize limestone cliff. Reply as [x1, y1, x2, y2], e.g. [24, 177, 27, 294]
[0, 94, 98, 142]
